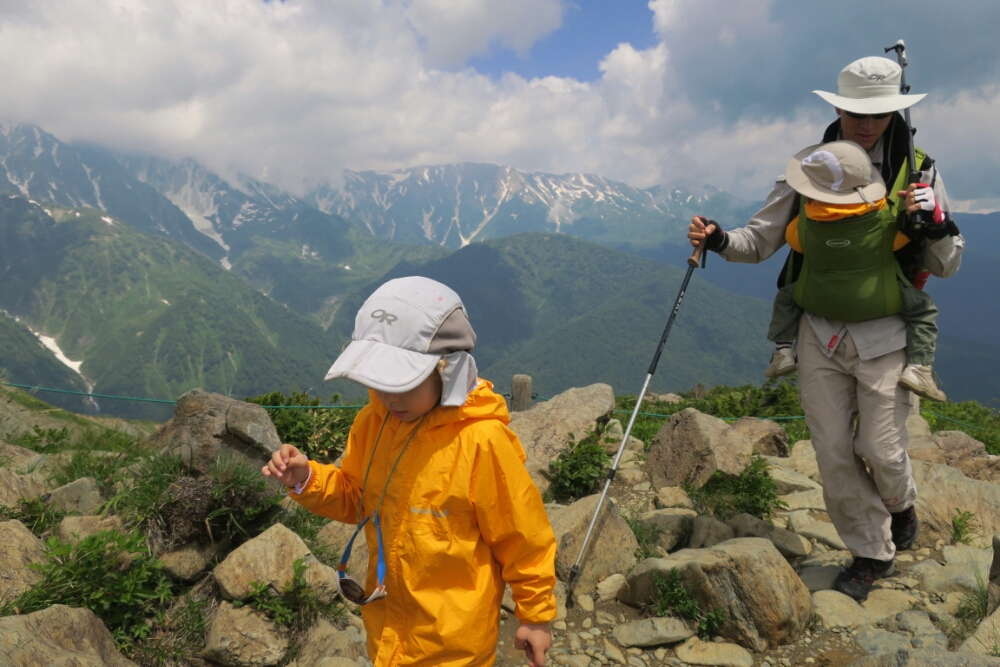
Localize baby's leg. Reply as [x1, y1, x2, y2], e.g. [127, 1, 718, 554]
[765, 283, 800, 378]
[897, 282, 945, 402]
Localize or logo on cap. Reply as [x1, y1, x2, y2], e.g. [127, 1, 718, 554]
[371, 309, 398, 324]
[868, 74, 886, 81]
[826, 239, 851, 248]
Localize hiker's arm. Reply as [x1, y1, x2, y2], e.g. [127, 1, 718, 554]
[914, 166, 964, 279]
[471, 423, 558, 625]
[287, 414, 368, 523]
[703, 179, 797, 264]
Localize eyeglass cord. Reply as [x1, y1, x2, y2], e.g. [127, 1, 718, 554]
[355, 411, 427, 525]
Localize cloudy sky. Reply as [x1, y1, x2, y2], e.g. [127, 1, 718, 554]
[2, 0, 998, 210]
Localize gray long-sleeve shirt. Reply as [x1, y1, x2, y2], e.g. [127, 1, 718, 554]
[720, 135, 965, 361]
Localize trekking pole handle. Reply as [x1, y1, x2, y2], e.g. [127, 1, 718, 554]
[688, 217, 710, 267]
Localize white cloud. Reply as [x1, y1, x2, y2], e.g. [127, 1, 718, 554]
[0, 0, 996, 209]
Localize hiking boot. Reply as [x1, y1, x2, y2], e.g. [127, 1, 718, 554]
[891, 505, 920, 551]
[834, 557, 895, 602]
[764, 347, 797, 378]
[898, 364, 947, 402]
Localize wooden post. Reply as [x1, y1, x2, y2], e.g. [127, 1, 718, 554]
[511, 374, 533, 412]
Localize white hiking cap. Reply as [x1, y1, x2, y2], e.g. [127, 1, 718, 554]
[785, 141, 886, 205]
[813, 57, 926, 115]
[325, 276, 479, 405]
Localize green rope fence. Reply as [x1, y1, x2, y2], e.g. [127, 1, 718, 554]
[0, 380, 988, 431]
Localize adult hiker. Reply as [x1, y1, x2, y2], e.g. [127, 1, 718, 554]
[687, 56, 964, 602]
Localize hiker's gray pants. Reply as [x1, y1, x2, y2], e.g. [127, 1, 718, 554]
[797, 317, 917, 562]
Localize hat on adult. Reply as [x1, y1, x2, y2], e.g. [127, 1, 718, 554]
[786, 141, 887, 205]
[325, 276, 479, 406]
[813, 56, 926, 115]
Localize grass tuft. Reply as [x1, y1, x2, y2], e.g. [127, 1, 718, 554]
[686, 455, 786, 522]
[651, 568, 726, 640]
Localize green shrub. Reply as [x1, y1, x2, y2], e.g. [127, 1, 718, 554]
[205, 452, 283, 539]
[103, 454, 186, 530]
[651, 568, 726, 639]
[544, 425, 613, 504]
[245, 390, 357, 463]
[626, 516, 660, 561]
[239, 557, 342, 632]
[687, 455, 786, 522]
[1, 529, 172, 641]
[952, 509, 978, 546]
[0, 498, 67, 538]
[922, 401, 1000, 455]
[7, 425, 72, 453]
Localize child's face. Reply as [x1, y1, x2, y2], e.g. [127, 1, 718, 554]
[374, 371, 443, 422]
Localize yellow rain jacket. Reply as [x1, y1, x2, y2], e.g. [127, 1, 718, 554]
[289, 379, 558, 667]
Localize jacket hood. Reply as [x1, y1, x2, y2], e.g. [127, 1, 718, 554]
[367, 379, 510, 429]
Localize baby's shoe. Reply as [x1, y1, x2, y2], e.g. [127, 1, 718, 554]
[764, 347, 797, 378]
[898, 364, 947, 402]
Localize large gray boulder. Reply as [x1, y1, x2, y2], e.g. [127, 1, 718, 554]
[213, 524, 339, 602]
[0, 467, 51, 506]
[645, 408, 753, 490]
[508, 384, 615, 464]
[959, 603, 1000, 656]
[730, 417, 790, 457]
[0, 604, 138, 666]
[205, 601, 289, 666]
[44, 476, 103, 515]
[0, 519, 46, 600]
[146, 388, 282, 474]
[286, 618, 369, 666]
[622, 538, 813, 651]
[912, 460, 1000, 548]
[635, 508, 697, 553]
[549, 494, 637, 593]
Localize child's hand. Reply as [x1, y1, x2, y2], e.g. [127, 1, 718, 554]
[261, 444, 310, 489]
[514, 622, 551, 667]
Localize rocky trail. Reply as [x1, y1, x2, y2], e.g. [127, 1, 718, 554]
[3, 384, 1000, 666]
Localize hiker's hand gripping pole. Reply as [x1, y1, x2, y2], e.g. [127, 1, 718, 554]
[567, 229, 708, 590]
[885, 39, 930, 233]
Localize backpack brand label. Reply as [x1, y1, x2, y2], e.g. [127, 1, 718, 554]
[826, 239, 851, 248]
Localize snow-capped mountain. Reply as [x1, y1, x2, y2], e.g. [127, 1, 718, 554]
[0, 124, 224, 259]
[307, 163, 755, 250]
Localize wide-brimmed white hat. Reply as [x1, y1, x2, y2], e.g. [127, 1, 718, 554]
[325, 276, 479, 406]
[813, 57, 926, 115]
[785, 141, 886, 205]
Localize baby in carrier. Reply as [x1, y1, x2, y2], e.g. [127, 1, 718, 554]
[764, 140, 945, 402]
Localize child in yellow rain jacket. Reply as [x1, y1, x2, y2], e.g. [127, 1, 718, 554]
[762, 140, 946, 403]
[263, 276, 557, 667]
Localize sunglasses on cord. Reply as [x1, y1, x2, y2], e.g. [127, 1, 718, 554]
[337, 513, 388, 605]
[845, 110, 894, 120]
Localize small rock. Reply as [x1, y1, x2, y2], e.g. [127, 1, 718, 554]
[688, 515, 735, 549]
[794, 521, 847, 551]
[612, 617, 695, 647]
[798, 565, 841, 592]
[853, 626, 912, 655]
[44, 477, 103, 515]
[861, 589, 920, 622]
[673, 636, 753, 667]
[576, 594, 595, 612]
[604, 638, 626, 664]
[655, 487, 694, 510]
[205, 601, 289, 665]
[55, 514, 123, 544]
[597, 574, 627, 602]
[811, 590, 874, 629]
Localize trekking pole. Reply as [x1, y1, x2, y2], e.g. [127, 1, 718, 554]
[884, 39, 930, 232]
[567, 223, 709, 590]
